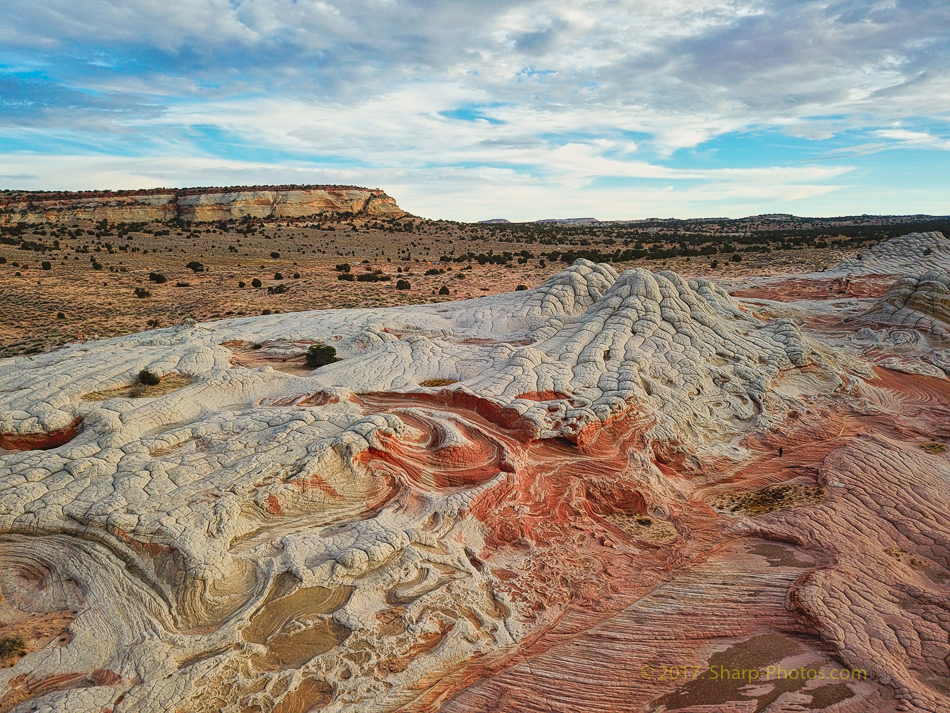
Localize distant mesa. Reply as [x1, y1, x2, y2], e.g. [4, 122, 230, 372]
[535, 217, 600, 225]
[478, 218, 601, 225]
[0, 184, 407, 224]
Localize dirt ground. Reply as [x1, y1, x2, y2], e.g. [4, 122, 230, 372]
[0, 218, 861, 357]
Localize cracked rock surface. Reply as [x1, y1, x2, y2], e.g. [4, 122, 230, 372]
[2, 237, 950, 712]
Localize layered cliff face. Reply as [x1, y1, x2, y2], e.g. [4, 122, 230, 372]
[2, 236, 950, 712]
[0, 186, 407, 224]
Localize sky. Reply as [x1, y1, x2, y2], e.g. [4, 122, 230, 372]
[1, 0, 949, 221]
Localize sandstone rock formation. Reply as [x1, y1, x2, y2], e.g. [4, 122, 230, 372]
[2, 235, 950, 712]
[0, 186, 406, 225]
[855, 270, 950, 339]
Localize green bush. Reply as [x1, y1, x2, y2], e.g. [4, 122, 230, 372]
[306, 345, 341, 368]
[137, 369, 161, 386]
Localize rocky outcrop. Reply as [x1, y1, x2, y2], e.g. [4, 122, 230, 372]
[0, 185, 407, 224]
[830, 231, 950, 276]
[855, 269, 950, 339]
[2, 238, 950, 712]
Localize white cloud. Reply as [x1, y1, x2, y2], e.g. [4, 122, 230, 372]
[1, 0, 949, 218]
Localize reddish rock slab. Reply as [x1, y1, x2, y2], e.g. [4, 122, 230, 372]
[0, 417, 82, 451]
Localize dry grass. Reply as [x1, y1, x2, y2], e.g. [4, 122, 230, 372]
[82, 374, 193, 401]
[419, 379, 458, 387]
[709, 484, 826, 516]
[919, 442, 947, 455]
[605, 514, 678, 542]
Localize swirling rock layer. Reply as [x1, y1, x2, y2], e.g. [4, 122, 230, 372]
[2, 235, 950, 712]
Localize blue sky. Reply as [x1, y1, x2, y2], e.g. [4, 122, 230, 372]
[1, 0, 948, 221]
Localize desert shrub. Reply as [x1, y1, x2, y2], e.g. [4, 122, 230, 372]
[515, 284, 528, 291]
[334, 263, 351, 273]
[238, 281, 246, 287]
[149, 272, 167, 283]
[454, 272, 465, 279]
[0, 636, 26, 659]
[92, 260, 102, 270]
[439, 285, 450, 295]
[293, 272, 300, 279]
[133, 287, 151, 298]
[270, 251, 280, 259]
[268, 283, 289, 294]
[711, 259, 719, 268]
[274, 272, 284, 280]
[0, 256, 6, 264]
[306, 344, 341, 368]
[41, 261, 51, 270]
[137, 369, 161, 386]
[731, 253, 742, 262]
[185, 261, 205, 273]
[56, 311, 65, 319]
[425, 268, 444, 276]
[396, 279, 411, 290]
[337, 273, 354, 281]
[251, 278, 262, 288]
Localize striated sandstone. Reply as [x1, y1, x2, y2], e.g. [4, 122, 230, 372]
[0, 186, 406, 225]
[1, 233, 949, 712]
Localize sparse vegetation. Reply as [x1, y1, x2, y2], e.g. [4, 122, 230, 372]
[149, 272, 167, 283]
[711, 484, 826, 516]
[133, 287, 151, 298]
[251, 278, 262, 288]
[420, 378, 457, 387]
[0, 636, 26, 659]
[305, 344, 341, 368]
[396, 279, 410, 290]
[186, 261, 205, 273]
[138, 369, 161, 386]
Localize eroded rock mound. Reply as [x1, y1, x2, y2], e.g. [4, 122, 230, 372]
[831, 231, 950, 276]
[856, 269, 950, 339]
[1, 256, 948, 713]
